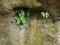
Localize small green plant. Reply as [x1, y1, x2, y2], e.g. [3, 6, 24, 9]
[14, 9, 29, 28]
[41, 11, 49, 18]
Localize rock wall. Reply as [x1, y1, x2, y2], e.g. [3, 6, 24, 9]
[0, 0, 60, 45]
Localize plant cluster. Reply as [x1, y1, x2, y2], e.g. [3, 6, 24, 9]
[14, 9, 29, 28]
[41, 11, 49, 18]
[13, 9, 49, 28]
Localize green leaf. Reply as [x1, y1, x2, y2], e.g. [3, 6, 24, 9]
[21, 10, 25, 16]
[15, 16, 20, 24]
